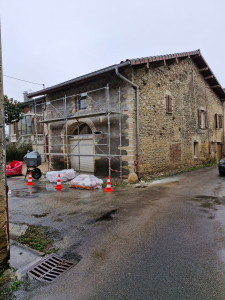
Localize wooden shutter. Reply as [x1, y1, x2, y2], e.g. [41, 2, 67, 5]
[169, 96, 172, 112]
[165, 95, 169, 113]
[215, 114, 218, 128]
[219, 115, 223, 128]
[205, 112, 208, 128]
[198, 109, 201, 128]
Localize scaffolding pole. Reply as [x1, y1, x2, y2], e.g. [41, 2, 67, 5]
[64, 94, 69, 169]
[34, 102, 38, 151]
[78, 121, 80, 174]
[30, 85, 123, 177]
[42, 102, 45, 162]
[106, 84, 111, 178]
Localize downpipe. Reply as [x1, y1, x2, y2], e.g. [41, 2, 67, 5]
[223, 101, 224, 157]
[115, 67, 140, 178]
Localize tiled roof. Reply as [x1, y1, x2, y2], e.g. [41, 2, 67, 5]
[28, 50, 225, 100]
[125, 50, 200, 65]
[123, 50, 225, 100]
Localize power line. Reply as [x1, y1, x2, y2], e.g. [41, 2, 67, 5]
[3, 74, 44, 87]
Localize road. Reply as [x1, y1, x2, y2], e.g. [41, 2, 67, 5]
[11, 166, 225, 299]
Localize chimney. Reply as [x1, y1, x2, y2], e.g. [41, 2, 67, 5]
[23, 91, 29, 102]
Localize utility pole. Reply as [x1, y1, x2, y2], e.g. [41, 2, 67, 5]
[0, 24, 10, 267]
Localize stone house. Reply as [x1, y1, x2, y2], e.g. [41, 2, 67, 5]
[26, 49, 224, 178]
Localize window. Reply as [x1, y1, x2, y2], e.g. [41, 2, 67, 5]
[198, 109, 208, 129]
[24, 106, 29, 114]
[11, 123, 15, 135]
[209, 141, 216, 154]
[165, 95, 172, 113]
[194, 142, 198, 158]
[73, 124, 92, 135]
[79, 93, 87, 110]
[215, 113, 223, 129]
[26, 116, 31, 134]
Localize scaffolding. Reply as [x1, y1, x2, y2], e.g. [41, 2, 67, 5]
[30, 84, 123, 178]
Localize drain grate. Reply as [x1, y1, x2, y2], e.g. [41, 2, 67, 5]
[27, 253, 76, 282]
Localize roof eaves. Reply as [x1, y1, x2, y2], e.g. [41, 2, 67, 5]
[27, 61, 131, 98]
[124, 49, 225, 100]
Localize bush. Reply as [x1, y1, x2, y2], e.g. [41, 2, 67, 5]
[6, 143, 32, 163]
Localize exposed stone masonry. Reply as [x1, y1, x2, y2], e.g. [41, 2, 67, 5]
[134, 58, 223, 176]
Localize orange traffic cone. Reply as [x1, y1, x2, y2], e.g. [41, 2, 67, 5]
[104, 176, 113, 192]
[26, 172, 34, 186]
[55, 174, 63, 190]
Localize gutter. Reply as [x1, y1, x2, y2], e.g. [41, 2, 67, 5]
[115, 66, 140, 179]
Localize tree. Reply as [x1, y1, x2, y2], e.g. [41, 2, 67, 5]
[4, 95, 23, 125]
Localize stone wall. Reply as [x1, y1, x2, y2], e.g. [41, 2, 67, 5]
[134, 58, 223, 176]
[0, 31, 9, 266]
[44, 68, 136, 178]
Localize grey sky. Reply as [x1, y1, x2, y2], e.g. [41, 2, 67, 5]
[1, 0, 225, 101]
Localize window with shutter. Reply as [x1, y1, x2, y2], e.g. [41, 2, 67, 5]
[198, 109, 208, 129]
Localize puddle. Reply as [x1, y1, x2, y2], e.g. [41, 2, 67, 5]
[201, 202, 215, 209]
[32, 213, 49, 218]
[54, 218, 63, 222]
[135, 186, 147, 189]
[86, 209, 118, 224]
[219, 249, 225, 264]
[195, 195, 218, 200]
[67, 211, 78, 216]
[95, 209, 118, 222]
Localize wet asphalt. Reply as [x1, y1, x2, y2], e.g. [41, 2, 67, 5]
[8, 166, 225, 299]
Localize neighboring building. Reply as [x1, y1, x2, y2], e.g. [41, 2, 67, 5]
[0, 27, 9, 266]
[22, 49, 224, 178]
[8, 94, 45, 159]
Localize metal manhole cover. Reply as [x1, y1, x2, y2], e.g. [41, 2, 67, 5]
[27, 253, 76, 282]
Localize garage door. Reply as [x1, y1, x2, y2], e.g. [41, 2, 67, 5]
[69, 135, 94, 173]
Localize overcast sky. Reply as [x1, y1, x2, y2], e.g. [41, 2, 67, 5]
[1, 0, 225, 101]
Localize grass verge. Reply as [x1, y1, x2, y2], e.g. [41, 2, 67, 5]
[0, 267, 21, 299]
[17, 225, 59, 254]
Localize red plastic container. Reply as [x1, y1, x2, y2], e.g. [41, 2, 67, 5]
[6, 160, 23, 176]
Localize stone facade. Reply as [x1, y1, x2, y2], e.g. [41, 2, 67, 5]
[0, 30, 9, 266]
[134, 58, 223, 176]
[27, 51, 224, 179]
[44, 68, 135, 177]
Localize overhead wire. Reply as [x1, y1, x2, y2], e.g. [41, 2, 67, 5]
[3, 74, 44, 86]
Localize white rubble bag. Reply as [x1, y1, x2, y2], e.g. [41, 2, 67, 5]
[46, 169, 76, 183]
[70, 174, 103, 189]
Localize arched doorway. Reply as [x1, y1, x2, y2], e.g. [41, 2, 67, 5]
[69, 123, 94, 173]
